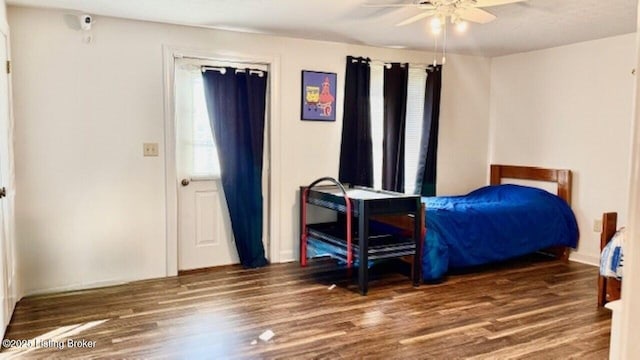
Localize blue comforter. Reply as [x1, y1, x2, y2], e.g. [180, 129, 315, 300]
[422, 184, 579, 281]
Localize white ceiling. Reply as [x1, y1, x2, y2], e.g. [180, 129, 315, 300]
[7, 0, 638, 56]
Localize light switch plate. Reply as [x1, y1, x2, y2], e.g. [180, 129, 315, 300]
[143, 143, 159, 157]
[593, 219, 603, 233]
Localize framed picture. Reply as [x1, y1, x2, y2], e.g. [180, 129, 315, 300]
[301, 70, 337, 121]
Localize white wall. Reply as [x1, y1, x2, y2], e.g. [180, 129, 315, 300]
[490, 34, 636, 264]
[9, 6, 491, 294]
[439, 55, 491, 196]
[620, 3, 640, 356]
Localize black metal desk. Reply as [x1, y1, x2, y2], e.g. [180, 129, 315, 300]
[300, 178, 422, 295]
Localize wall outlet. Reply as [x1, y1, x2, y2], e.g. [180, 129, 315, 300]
[593, 219, 603, 233]
[143, 143, 159, 157]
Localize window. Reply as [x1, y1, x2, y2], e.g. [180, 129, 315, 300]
[404, 66, 427, 194]
[175, 61, 221, 178]
[370, 64, 427, 194]
[191, 76, 221, 176]
[370, 64, 385, 190]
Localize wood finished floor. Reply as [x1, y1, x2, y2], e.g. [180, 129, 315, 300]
[3, 255, 611, 359]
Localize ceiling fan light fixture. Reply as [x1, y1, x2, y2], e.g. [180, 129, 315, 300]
[430, 16, 442, 29]
[363, 0, 527, 66]
[455, 20, 468, 33]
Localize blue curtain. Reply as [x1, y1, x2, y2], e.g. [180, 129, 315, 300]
[416, 65, 442, 196]
[339, 56, 373, 187]
[202, 67, 268, 268]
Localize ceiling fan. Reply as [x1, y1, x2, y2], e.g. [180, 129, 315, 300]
[364, 0, 526, 27]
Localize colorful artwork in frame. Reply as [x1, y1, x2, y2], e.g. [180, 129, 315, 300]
[301, 71, 337, 121]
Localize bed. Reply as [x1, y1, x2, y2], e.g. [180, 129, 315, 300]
[598, 212, 622, 307]
[377, 164, 579, 281]
[422, 165, 579, 280]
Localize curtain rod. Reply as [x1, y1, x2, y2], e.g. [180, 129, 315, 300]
[175, 54, 269, 66]
[355, 58, 440, 70]
[201, 66, 266, 77]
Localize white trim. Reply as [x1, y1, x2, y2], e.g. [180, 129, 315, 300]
[0, 21, 7, 38]
[568, 253, 599, 267]
[279, 250, 295, 263]
[0, 19, 17, 340]
[162, 46, 178, 276]
[0, 6, 8, 37]
[163, 45, 282, 276]
[24, 279, 130, 297]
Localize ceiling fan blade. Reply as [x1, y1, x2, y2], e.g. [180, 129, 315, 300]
[362, 1, 438, 8]
[474, 0, 526, 8]
[362, 3, 420, 7]
[395, 10, 436, 26]
[457, 8, 496, 24]
[362, 4, 416, 7]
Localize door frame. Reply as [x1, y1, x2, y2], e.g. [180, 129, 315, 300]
[162, 45, 282, 275]
[0, 16, 18, 337]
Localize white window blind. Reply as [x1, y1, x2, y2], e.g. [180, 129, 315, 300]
[404, 66, 427, 194]
[370, 64, 384, 190]
[369, 64, 427, 194]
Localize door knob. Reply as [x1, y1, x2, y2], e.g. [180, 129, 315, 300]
[0, 187, 5, 198]
[181, 179, 190, 187]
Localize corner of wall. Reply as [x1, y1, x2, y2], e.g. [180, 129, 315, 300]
[486, 56, 496, 174]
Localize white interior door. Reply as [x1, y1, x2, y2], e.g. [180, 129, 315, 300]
[178, 178, 238, 270]
[0, 31, 16, 336]
[175, 60, 238, 271]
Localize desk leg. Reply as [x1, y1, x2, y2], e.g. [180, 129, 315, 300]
[358, 203, 369, 296]
[412, 201, 422, 287]
[299, 188, 307, 267]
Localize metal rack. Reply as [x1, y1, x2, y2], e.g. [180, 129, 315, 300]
[300, 177, 422, 295]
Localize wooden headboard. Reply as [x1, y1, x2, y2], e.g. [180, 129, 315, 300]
[490, 164, 573, 205]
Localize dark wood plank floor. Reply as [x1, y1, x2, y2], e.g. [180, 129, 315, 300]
[2, 255, 611, 359]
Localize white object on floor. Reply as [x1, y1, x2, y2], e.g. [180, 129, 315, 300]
[250, 339, 258, 345]
[605, 299, 623, 360]
[328, 284, 336, 290]
[258, 329, 275, 342]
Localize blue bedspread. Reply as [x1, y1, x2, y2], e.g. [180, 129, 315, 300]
[422, 184, 579, 281]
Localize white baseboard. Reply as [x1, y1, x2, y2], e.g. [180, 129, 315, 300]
[25, 279, 130, 297]
[569, 252, 599, 267]
[279, 250, 295, 263]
